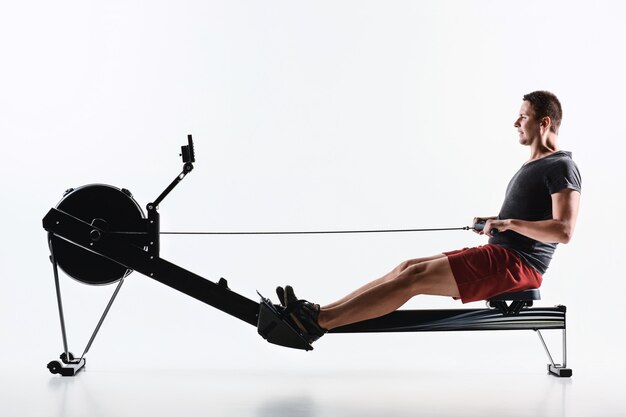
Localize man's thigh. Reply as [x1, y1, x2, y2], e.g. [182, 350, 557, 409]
[406, 256, 460, 298]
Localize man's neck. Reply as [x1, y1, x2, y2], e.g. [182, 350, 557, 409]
[528, 135, 559, 161]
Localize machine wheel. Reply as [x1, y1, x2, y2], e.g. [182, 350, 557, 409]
[47, 360, 62, 374]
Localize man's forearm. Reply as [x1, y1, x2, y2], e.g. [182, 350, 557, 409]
[488, 218, 574, 244]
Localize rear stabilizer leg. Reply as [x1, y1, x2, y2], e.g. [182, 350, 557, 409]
[536, 328, 572, 377]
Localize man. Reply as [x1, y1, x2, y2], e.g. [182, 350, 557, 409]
[279, 91, 582, 343]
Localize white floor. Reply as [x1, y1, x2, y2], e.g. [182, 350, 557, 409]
[2, 366, 624, 417]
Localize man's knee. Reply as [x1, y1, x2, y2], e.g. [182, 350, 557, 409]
[394, 263, 429, 290]
[394, 259, 414, 273]
[395, 257, 430, 273]
[395, 259, 454, 295]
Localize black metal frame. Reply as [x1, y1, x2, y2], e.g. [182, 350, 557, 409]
[43, 135, 571, 378]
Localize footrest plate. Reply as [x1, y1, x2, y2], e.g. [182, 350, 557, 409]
[257, 292, 313, 351]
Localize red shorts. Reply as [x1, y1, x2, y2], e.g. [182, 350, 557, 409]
[444, 244, 543, 304]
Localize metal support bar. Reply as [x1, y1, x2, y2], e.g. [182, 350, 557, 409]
[50, 245, 69, 360]
[80, 272, 128, 360]
[562, 325, 568, 368]
[536, 329, 556, 367]
[152, 163, 193, 208]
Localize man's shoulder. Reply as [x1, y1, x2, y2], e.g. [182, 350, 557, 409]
[544, 151, 578, 169]
[548, 150, 574, 161]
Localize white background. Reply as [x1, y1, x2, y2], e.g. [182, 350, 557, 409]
[1, 0, 625, 410]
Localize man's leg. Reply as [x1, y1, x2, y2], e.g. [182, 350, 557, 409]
[323, 254, 447, 309]
[318, 255, 460, 330]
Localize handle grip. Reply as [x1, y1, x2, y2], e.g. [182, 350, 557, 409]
[473, 222, 498, 235]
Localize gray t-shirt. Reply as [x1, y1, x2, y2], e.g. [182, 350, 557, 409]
[489, 150, 582, 274]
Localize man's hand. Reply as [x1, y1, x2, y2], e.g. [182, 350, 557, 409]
[472, 217, 497, 235]
[483, 219, 510, 236]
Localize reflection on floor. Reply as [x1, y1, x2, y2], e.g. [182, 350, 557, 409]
[1, 367, 623, 417]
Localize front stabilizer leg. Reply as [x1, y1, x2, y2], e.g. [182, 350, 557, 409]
[47, 352, 86, 377]
[257, 292, 313, 351]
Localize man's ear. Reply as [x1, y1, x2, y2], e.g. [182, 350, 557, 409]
[540, 116, 552, 130]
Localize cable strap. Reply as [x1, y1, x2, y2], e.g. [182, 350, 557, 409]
[161, 226, 471, 235]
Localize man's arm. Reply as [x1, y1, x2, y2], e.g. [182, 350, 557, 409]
[485, 188, 581, 244]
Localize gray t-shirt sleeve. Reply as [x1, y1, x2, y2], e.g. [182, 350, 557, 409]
[546, 159, 582, 195]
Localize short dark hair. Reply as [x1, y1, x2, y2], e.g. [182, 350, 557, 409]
[523, 91, 562, 134]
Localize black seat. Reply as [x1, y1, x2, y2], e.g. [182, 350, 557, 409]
[488, 289, 541, 302]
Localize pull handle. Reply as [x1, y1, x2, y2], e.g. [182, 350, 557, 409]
[473, 221, 498, 235]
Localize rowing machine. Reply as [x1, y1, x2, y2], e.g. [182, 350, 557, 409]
[43, 135, 571, 377]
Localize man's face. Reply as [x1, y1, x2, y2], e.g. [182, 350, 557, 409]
[514, 101, 541, 145]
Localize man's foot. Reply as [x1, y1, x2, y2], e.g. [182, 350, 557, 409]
[282, 285, 327, 343]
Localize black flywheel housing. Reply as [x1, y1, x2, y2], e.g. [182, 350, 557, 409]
[49, 184, 145, 285]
